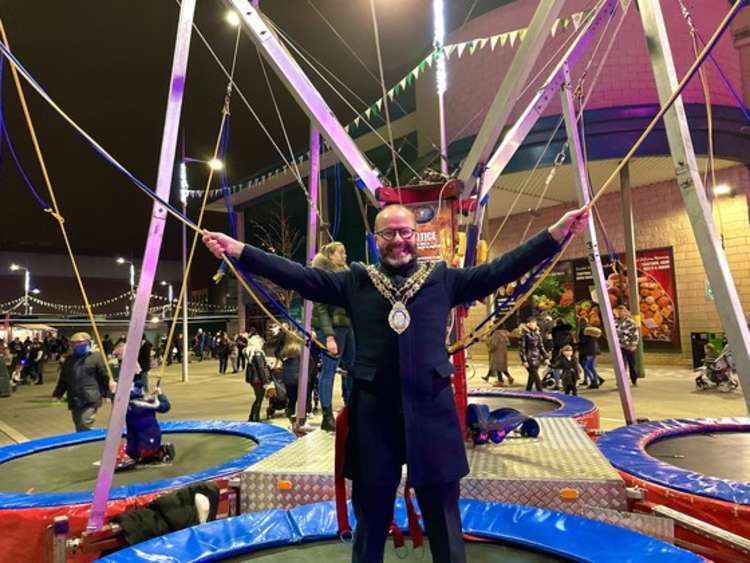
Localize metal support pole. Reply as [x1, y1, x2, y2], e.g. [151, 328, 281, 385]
[464, 0, 618, 215]
[23, 270, 29, 316]
[296, 126, 320, 429]
[87, 0, 196, 529]
[560, 68, 635, 424]
[236, 210, 246, 333]
[180, 178, 190, 382]
[639, 1, 750, 413]
[433, 0, 449, 176]
[458, 0, 566, 198]
[620, 163, 646, 378]
[223, 0, 382, 203]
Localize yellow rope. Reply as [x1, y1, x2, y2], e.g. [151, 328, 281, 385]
[0, 20, 114, 381]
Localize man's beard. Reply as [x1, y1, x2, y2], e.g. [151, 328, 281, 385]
[380, 241, 417, 267]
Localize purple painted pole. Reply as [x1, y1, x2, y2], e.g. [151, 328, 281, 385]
[295, 126, 320, 428]
[87, 0, 196, 530]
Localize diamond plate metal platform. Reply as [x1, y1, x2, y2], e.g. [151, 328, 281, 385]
[242, 418, 626, 514]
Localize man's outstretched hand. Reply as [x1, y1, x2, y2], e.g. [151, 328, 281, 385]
[548, 207, 589, 243]
[202, 231, 244, 260]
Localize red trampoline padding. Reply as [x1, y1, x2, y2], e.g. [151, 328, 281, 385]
[622, 471, 750, 540]
[0, 490, 163, 563]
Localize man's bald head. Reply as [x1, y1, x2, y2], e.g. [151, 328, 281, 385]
[374, 204, 418, 267]
[374, 204, 416, 232]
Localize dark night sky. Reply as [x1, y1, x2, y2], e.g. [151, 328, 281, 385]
[0, 0, 506, 288]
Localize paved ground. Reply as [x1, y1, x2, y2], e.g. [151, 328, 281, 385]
[0, 357, 747, 446]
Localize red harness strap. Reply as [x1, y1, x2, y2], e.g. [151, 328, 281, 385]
[334, 407, 352, 540]
[334, 407, 423, 554]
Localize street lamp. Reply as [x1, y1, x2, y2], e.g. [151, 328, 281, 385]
[116, 257, 136, 295]
[10, 264, 31, 315]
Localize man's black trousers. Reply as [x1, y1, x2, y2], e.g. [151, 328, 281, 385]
[349, 382, 465, 563]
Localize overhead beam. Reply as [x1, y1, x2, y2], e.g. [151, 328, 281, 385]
[638, 1, 750, 412]
[458, 1, 566, 197]
[470, 0, 619, 229]
[223, 0, 382, 205]
[561, 67, 635, 424]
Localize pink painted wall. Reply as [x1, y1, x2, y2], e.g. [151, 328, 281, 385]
[416, 0, 744, 154]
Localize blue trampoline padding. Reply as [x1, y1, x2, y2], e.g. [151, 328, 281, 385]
[101, 499, 701, 563]
[468, 389, 597, 419]
[0, 420, 294, 509]
[597, 417, 750, 506]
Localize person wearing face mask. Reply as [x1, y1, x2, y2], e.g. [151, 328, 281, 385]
[52, 332, 114, 432]
[202, 204, 588, 563]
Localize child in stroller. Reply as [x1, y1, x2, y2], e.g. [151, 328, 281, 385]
[695, 342, 739, 392]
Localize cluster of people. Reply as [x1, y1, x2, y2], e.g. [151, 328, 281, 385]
[510, 303, 641, 395]
[0, 333, 69, 388]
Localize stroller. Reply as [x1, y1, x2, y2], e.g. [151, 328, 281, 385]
[695, 345, 739, 392]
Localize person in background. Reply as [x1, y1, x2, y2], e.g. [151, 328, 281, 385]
[519, 317, 547, 391]
[137, 336, 153, 391]
[551, 344, 580, 396]
[116, 380, 175, 470]
[194, 328, 206, 361]
[52, 332, 114, 431]
[578, 318, 604, 388]
[547, 318, 573, 391]
[102, 334, 114, 359]
[483, 328, 513, 386]
[245, 347, 270, 422]
[229, 336, 240, 373]
[615, 305, 640, 386]
[312, 241, 356, 430]
[236, 332, 248, 372]
[217, 333, 230, 374]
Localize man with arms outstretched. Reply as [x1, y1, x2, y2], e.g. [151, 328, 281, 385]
[203, 204, 587, 563]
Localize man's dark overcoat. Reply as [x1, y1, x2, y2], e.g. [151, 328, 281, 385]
[238, 230, 558, 487]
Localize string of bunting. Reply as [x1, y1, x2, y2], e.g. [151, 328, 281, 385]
[10, 293, 237, 313]
[182, 8, 590, 201]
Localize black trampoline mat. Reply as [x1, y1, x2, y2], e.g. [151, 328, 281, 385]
[468, 396, 558, 417]
[0, 433, 256, 494]
[646, 431, 750, 483]
[225, 539, 569, 562]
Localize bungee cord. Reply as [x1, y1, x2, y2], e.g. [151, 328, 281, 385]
[0, 32, 331, 359]
[0, 20, 114, 382]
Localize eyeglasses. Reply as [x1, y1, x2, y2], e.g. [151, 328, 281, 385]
[375, 227, 416, 241]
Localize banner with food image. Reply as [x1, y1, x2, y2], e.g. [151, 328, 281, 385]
[572, 247, 679, 350]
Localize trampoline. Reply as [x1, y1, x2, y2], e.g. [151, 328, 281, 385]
[468, 389, 600, 430]
[101, 499, 702, 563]
[0, 420, 294, 562]
[598, 418, 750, 543]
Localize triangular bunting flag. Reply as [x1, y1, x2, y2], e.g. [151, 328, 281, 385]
[508, 30, 518, 47]
[419, 60, 428, 72]
[399, 77, 408, 90]
[469, 41, 477, 55]
[551, 18, 561, 37]
[519, 28, 527, 42]
[490, 34, 500, 50]
[572, 12, 583, 30]
[411, 67, 420, 79]
[387, 89, 395, 101]
[479, 37, 489, 49]
[426, 55, 434, 67]
[562, 17, 569, 30]
[375, 99, 383, 111]
[457, 42, 467, 58]
[444, 45, 456, 59]
[500, 33, 508, 47]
